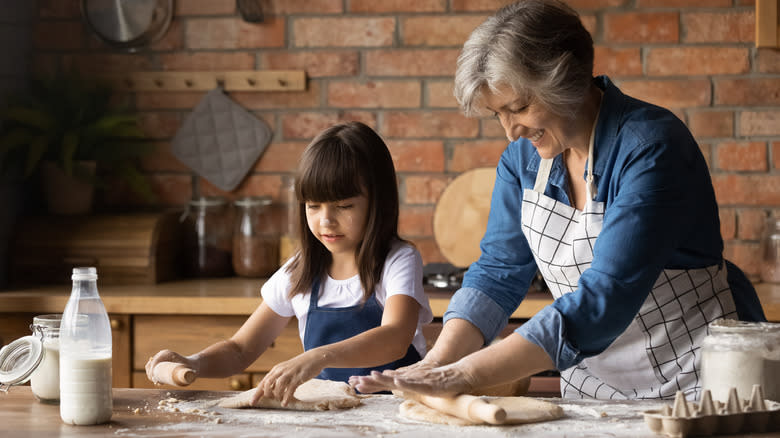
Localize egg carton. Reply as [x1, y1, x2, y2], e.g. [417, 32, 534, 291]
[643, 385, 780, 438]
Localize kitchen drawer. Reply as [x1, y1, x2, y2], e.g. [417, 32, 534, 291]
[132, 371, 253, 392]
[133, 315, 303, 373]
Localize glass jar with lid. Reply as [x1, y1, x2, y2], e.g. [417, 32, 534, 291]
[233, 196, 279, 277]
[0, 314, 61, 404]
[278, 177, 299, 265]
[180, 196, 233, 277]
[760, 216, 780, 283]
[700, 319, 780, 403]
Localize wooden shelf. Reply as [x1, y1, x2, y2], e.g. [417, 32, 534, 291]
[101, 70, 306, 92]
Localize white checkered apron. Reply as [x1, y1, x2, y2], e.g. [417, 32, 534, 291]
[521, 152, 737, 400]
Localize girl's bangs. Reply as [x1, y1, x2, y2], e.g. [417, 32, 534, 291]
[298, 141, 365, 202]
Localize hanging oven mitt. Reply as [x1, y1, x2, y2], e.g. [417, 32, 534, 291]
[171, 88, 272, 191]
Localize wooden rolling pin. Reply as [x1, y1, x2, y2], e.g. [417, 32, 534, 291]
[397, 391, 507, 424]
[152, 362, 196, 386]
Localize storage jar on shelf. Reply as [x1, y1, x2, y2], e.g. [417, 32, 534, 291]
[181, 196, 233, 278]
[233, 196, 279, 277]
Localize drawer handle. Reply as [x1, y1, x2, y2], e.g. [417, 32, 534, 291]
[230, 378, 245, 390]
[110, 319, 122, 330]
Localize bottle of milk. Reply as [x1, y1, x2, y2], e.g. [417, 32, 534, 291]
[59, 267, 113, 425]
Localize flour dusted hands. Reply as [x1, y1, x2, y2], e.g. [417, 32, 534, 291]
[145, 350, 199, 387]
[351, 360, 477, 398]
[252, 349, 329, 407]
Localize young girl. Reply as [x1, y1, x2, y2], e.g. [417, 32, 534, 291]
[146, 121, 432, 406]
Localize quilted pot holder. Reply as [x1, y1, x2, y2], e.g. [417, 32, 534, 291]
[171, 88, 272, 191]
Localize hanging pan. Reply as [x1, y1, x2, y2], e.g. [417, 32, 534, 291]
[81, 0, 173, 51]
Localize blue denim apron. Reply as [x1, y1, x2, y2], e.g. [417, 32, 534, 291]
[303, 279, 421, 383]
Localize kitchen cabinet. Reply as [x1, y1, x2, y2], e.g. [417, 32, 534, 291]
[1, 278, 777, 393]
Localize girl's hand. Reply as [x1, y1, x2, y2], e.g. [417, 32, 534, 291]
[144, 350, 199, 385]
[351, 360, 476, 398]
[251, 350, 328, 406]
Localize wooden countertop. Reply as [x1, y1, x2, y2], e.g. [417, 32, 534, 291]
[0, 278, 778, 321]
[0, 386, 680, 437]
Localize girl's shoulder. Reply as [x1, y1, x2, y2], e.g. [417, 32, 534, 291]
[384, 240, 423, 267]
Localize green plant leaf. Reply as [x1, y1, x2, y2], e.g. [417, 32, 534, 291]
[25, 135, 48, 176]
[60, 130, 80, 176]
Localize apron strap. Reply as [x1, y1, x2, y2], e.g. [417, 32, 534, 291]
[533, 158, 553, 193]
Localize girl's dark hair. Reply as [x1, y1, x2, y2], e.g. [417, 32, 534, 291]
[286, 121, 404, 300]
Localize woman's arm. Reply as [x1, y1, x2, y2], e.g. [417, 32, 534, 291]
[146, 302, 290, 382]
[254, 294, 421, 405]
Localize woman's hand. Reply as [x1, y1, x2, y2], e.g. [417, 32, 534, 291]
[144, 349, 199, 385]
[351, 360, 477, 398]
[251, 350, 328, 406]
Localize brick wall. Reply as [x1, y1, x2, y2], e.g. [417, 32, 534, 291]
[32, 0, 780, 277]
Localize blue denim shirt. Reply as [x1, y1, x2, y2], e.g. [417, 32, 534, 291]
[444, 76, 765, 371]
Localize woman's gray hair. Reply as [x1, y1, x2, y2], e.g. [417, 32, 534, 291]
[454, 0, 594, 119]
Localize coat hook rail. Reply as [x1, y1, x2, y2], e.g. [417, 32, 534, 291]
[102, 70, 306, 92]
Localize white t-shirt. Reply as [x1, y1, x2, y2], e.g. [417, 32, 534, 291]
[261, 241, 433, 358]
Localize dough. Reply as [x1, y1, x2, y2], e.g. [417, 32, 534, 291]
[399, 396, 564, 426]
[217, 378, 361, 411]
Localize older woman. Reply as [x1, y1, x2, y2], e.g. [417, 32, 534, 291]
[352, 0, 765, 400]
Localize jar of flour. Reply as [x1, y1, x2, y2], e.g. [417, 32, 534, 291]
[700, 319, 780, 403]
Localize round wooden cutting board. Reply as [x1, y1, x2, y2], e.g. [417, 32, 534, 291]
[433, 167, 496, 268]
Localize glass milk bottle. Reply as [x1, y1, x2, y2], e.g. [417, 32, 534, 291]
[59, 267, 113, 425]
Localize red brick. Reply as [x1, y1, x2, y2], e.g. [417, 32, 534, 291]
[233, 82, 322, 109]
[149, 175, 193, 207]
[618, 79, 711, 109]
[185, 17, 285, 49]
[640, 0, 730, 6]
[773, 142, 780, 170]
[381, 112, 479, 138]
[593, 47, 642, 77]
[451, 0, 516, 11]
[757, 48, 780, 73]
[61, 54, 155, 74]
[260, 51, 359, 77]
[450, 140, 507, 172]
[409, 237, 446, 265]
[176, 0, 235, 15]
[138, 112, 184, 140]
[140, 142, 190, 172]
[387, 140, 446, 172]
[699, 142, 713, 169]
[293, 17, 395, 48]
[567, 0, 629, 8]
[427, 80, 458, 108]
[351, 0, 446, 12]
[687, 111, 734, 139]
[201, 174, 285, 201]
[146, 21, 184, 51]
[716, 78, 780, 106]
[715, 141, 767, 171]
[258, 0, 343, 14]
[722, 241, 761, 278]
[401, 16, 487, 47]
[399, 205, 434, 236]
[403, 175, 451, 204]
[33, 21, 84, 50]
[38, 0, 80, 18]
[647, 48, 749, 76]
[737, 208, 768, 240]
[159, 52, 255, 71]
[365, 49, 460, 76]
[253, 142, 308, 172]
[711, 174, 780, 205]
[739, 111, 780, 136]
[719, 207, 736, 240]
[604, 12, 679, 43]
[327, 81, 421, 108]
[482, 118, 507, 138]
[683, 11, 754, 43]
[281, 112, 377, 140]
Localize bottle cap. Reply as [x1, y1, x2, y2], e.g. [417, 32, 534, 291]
[0, 335, 44, 392]
[72, 266, 98, 281]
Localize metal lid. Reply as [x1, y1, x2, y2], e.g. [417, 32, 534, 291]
[234, 196, 272, 207]
[0, 335, 43, 391]
[188, 196, 229, 208]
